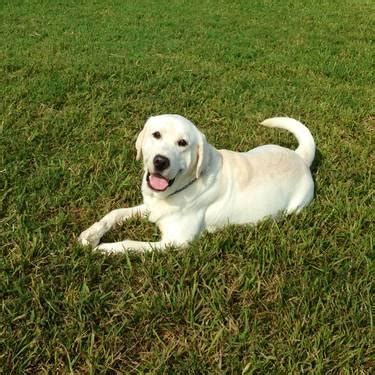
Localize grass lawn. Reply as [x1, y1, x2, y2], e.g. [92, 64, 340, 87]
[1, 0, 374, 373]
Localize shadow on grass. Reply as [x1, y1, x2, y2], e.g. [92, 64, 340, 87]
[311, 147, 323, 195]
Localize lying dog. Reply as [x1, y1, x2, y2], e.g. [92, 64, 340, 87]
[78, 115, 315, 253]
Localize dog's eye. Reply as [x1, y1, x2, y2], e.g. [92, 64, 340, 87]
[177, 139, 188, 147]
[152, 131, 161, 139]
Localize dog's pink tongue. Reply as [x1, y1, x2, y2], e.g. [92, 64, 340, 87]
[149, 174, 169, 191]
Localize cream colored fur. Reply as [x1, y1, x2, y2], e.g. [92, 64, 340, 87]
[78, 114, 315, 253]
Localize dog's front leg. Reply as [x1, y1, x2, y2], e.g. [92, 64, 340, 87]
[95, 212, 205, 254]
[95, 239, 177, 253]
[78, 204, 147, 248]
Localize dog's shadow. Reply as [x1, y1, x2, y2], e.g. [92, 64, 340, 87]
[311, 147, 323, 195]
[311, 148, 323, 173]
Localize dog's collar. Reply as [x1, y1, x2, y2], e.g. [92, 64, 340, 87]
[168, 178, 197, 197]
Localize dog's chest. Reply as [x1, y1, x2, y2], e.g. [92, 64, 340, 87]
[144, 197, 179, 224]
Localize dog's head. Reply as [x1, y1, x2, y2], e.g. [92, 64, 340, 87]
[136, 114, 209, 196]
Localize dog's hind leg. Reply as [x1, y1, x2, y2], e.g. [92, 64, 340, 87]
[286, 177, 314, 215]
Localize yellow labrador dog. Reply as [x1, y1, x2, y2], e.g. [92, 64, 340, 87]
[78, 115, 315, 253]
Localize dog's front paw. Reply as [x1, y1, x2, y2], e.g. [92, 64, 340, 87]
[78, 222, 105, 248]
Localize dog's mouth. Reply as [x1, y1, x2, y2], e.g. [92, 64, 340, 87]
[147, 172, 176, 192]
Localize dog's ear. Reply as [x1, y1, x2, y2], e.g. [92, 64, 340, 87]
[135, 127, 145, 161]
[195, 131, 209, 178]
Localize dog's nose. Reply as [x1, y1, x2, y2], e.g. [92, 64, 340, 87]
[153, 155, 170, 171]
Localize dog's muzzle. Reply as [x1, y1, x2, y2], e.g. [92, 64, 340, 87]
[146, 155, 174, 191]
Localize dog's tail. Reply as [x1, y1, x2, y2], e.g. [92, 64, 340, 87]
[261, 117, 315, 167]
